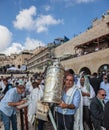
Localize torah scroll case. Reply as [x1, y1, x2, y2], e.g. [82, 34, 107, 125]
[43, 60, 65, 104]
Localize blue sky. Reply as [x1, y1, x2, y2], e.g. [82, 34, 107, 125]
[0, 0, 109, 55]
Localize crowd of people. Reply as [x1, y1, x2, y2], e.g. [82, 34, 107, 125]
[0, 69, 109, 130]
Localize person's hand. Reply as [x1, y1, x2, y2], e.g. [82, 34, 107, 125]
[59, 101, 68, 108]
[82, 92, 90, 97]
[19, 100, 26, 105]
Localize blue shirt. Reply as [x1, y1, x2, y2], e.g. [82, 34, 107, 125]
[0, 87, 22, 117]
[56, 88, 81, 115]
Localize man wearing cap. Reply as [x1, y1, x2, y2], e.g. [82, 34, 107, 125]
[0, 83, 26, 130]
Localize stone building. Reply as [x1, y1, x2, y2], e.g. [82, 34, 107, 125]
[0, 54, 13, 66]
[27, 47, 52, 73]
[0, 50, 32, 73]
[0, 54, 7, 66]
[26, 37, 69, 73]
[14, 50, 33, 68]
[54, 10, 109, 75]
[0, 46, 47, 73]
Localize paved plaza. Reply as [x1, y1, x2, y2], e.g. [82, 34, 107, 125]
[0, 112, 54, 130]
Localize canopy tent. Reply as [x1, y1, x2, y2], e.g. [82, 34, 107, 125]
[7, 67, 21, 72]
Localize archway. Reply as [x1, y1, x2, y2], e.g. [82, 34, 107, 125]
[69, 69, 75, 75]
[98, 64, 109, 75]
[79, 67, 91, 75]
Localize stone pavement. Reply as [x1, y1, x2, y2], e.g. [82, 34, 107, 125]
[0, 111, 21, 130]
[0, 120, 54, 130]
[0, 119, 90, 130]
[0, 111, 55, 130]
[0, 112, 90, 130]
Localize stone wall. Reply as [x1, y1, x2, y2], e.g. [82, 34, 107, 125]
[54, 14, 109, 74]
[61, 48, 109, 74]
[54, 14, 109, 57]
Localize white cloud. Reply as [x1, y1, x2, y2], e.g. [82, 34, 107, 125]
[13, 6, 36, 30]
[3, 42, 24, 55]
[13, 6, 63, 33]
[3, 37, 45, 55]
[44, 5, 51, 11]
[24, 37, 45, 50]
[35, 15, 63, 33]
[76, 0, 94, 3]
[63, 0, 95, 7]
[0, 25, 12, 51]
[0, 24, 45, 55]
[49, 0, 94, 7]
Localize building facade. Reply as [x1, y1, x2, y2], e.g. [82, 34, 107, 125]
[27, 47, 52, 73]
[14, 50, 33, 68]
[54, 10, 109, 75]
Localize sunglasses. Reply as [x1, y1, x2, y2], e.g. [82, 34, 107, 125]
[101, 94, 106, 96]
[104, 78, 108, 79]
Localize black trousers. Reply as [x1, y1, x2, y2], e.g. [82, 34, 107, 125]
[106, 128, 109, 130]
[83, 106, 93, 130]
[56, 112, 74, 130]
[38, 119, 45, 130]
